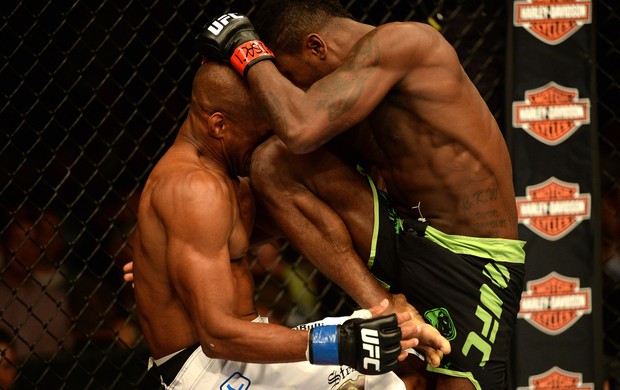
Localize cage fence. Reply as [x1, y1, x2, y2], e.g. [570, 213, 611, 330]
[1, 0, 618, 388]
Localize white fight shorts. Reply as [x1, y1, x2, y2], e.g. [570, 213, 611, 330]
[151, 315, 405, 389]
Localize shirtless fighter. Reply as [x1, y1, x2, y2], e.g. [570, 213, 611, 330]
[196, 2, 526, 389]
[130, 61, 425, 389]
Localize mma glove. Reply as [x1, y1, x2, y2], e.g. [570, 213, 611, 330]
[308, 313, 402, 375]
[195, 13, 275, 77]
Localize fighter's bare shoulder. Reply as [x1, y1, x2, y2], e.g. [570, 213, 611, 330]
[150, 167, 233, 222]
[372, 21, 444, 53]
[370, 21, 462, 95]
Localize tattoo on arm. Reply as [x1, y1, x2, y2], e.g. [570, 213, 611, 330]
[255, 32, 381, 141]
[314, 33, 381, 122]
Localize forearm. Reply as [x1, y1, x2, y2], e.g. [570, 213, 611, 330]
[204, 309, 408, 375]
[246, 63, 308, 149]
[203, 320, 309, 363]
[247, 62, 335, 154]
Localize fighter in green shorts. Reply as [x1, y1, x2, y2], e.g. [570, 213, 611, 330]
[227, 1, 529, 387]
[365, 175, 526, 390]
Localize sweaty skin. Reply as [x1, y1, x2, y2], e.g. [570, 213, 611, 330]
[251, 136, 450, 368]
[248, 20, 518, 241]
[246, 11, 519, 390]
[131, 62, 417, 365]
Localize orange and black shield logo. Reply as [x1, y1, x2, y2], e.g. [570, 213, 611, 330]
[512, 82, 590, 145]
[516, 177, 590, 240]
[516, 366, 593, 389]
[518, 272, 591, 335]
[514, 0, 592, 45]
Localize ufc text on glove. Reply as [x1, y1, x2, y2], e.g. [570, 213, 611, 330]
[195, 13, 275, 77]
[308, 314, 402, 375]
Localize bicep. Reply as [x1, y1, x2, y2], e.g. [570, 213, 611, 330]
[157, 183, 237, 326]
[310, 22, 447, 122]
[306, 33, 401, 136]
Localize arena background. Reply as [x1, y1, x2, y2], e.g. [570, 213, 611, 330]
[1, 1, 618, 388]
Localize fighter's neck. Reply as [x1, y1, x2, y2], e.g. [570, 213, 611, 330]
[173, 132, 230, 179]
[177, 116, 240, 177]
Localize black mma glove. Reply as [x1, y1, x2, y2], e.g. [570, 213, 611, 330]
[308, 314, 402, 375]
[195, 13, 275, 77]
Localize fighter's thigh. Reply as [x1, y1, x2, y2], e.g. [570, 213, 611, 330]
[298, 149, 376, 250]
[251, 138, 375, 254]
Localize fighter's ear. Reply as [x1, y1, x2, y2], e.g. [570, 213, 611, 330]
[208, 112, 226, 138]
[305, 33, 327, 60]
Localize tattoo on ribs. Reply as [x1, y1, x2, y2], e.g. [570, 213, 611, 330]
[472, 219, 508, 232]
[462, 187, 499, 210]
[471, 209, 507, 236]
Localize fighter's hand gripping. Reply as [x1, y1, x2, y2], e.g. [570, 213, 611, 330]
[307, 313, 402, 375]
[195, 13, 275, 77]
[388, 293, 451, 367]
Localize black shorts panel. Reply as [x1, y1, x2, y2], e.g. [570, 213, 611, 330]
[368, 191, 525, 389]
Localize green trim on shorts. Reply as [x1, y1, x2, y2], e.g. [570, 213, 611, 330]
[357, 166, 391, 291]
[357, 165, 379, 270]
[426, 365, 482, 390]
[424, 225, 526, 264]
[373, 275, 391, 290]
[367, 173, 380, 270]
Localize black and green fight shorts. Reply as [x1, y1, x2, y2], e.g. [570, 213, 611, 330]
[365, 177, 526, 390]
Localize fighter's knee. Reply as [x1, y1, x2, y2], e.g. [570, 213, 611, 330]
[250, 137, 287, 185]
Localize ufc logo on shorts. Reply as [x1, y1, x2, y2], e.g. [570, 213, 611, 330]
[207, 13, 244, 35]
[463, 262, 510, 367]
[361, 328, 381, 371]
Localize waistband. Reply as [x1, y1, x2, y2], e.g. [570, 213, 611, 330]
[152, 343, 201, 386]
[148, 315, 268, 386]
[423, 224, 526, 264]
[362, 166, 526, 265]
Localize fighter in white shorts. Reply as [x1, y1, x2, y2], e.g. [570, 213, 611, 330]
[149, 314, 406, 389]
[125, 62, 443, 390]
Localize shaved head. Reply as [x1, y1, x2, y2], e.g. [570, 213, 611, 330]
[191, 62, 256, 123]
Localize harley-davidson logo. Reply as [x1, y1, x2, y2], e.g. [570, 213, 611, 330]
[516, 177, 590, 240]
[518, 272, 591, 335]
[513, 0, 592, 45]
[516, 366, 593, 389]
[512, 82, 590, 145]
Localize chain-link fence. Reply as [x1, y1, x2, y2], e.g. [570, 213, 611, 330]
[1, 1, 618, 388]
[598, 0, 620, 385]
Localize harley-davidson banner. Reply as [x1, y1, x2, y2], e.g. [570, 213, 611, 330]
[516, 177, 591, 240]
[507, 0, 600, 387]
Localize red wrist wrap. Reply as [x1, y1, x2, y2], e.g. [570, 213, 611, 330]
[230, 40, 275, 77]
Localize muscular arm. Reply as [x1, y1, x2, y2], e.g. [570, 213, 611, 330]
[158, 172, 308, 363]
[246, 23, 427, 154]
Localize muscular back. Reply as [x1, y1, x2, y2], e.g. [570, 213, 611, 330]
[132, 141, 257, 358]
[353, 22, 517, 239]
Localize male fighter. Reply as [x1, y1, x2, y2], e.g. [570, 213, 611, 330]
[130, 60, 423, 389]
[196, 2, 526, 389]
